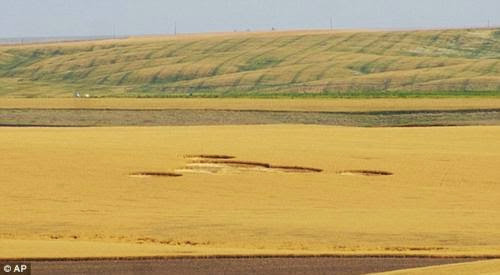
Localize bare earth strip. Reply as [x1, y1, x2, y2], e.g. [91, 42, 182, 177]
[1, 109, 499, 127]
[6, 257, 485, 275]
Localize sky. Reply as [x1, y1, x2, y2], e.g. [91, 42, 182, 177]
[1, 0, 499, 38]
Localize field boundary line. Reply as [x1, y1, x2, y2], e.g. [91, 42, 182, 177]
[1, 254, 499, 262]
[1, 107, 499, 115]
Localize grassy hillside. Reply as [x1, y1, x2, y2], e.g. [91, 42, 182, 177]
[0, 28, 499, 98]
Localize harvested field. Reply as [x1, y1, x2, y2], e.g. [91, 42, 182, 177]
[1, 125, 499, 259]
[1, 108, 499, 127]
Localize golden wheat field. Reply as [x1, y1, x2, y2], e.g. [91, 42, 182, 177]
[1, 98, 500, 112]
[1, 125, 499, 259]
[371, 259, 500, 275]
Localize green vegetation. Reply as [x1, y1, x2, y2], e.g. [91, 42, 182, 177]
[0, 28, 499, 98]
[238, 57, 282, 71]
[493, 30, 500, 39]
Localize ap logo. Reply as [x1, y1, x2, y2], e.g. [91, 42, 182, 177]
[2, 264, 30, 274]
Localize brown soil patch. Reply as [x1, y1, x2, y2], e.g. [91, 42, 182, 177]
[176, 163, 227, 174]
[130, 172, 183, 178]
[27, 257, 486, 275]
[184, 154, 236, 160]
[272, 165, 324, 173]
[184, 157, 323, 174]
[338, 170, 393, 176]
[192, 160, 272, 168]
[131, 155, 322, 177]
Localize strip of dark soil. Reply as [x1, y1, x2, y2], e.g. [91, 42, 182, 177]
[1, 109, 499, 127]
[130, 172, 183, 178]
[272, 165, 323, 173]
[185, 154, 236, 159]
[190, 159, 323, 173]
[339, 170, 394, 176]
[8, 257, 492, 275]
[193, 160, 272, 168]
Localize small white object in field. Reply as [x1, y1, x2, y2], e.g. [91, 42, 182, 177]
[84, 94, 90, 98]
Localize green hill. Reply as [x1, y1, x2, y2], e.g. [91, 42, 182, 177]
[0, 28, 499, 98]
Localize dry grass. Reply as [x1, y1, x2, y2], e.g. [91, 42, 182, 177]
[1, 125, 499, 258]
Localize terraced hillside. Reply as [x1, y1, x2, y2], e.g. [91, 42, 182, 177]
[0, 28, 499, 98]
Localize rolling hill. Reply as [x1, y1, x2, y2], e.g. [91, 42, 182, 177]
[0, 28, 499, 98]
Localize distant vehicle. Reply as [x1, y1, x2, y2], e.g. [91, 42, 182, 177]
[73, 92, 91, 98]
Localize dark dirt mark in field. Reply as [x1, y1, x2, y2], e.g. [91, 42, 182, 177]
[1, 108, 499, 127]
[270, 165, 324, 173]
[184, 154, 236, 160]
[129, 155, 322, 179]
[181, 156, 323, 174]
[130, 172, 183, 178]
[338, 170, 394, 176]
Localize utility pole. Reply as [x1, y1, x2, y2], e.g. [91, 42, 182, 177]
[330, 17, 334, 31]
[174, 21, 177, 36]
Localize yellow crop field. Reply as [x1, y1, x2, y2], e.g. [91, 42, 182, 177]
[1, 98, 500, 112]
[1, 125, 499, 258]
[371, 259, 500, 274]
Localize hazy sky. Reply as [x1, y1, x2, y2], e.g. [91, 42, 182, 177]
[1, 0, 499, 38]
